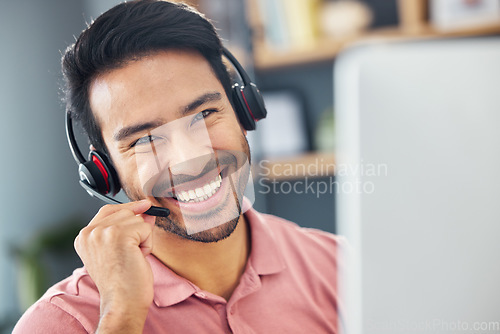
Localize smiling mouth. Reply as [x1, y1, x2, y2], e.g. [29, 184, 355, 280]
[163, 172, 223, 203]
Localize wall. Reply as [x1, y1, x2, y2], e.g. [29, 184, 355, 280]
[254, 62, 336, 232]
[0, 0, 114, 327]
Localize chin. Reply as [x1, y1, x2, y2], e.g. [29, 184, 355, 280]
[154, 214, 240, 243]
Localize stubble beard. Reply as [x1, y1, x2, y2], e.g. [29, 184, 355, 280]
[155, 200, 242, 243]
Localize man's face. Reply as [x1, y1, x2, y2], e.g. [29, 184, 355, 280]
[89, 50, 251, 242]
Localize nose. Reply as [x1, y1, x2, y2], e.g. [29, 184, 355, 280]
[166, 129, 214, 177]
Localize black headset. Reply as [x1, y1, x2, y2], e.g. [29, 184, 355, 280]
[66, 47, 267, 217]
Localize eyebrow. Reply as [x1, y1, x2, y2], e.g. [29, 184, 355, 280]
[113, 91, 223, 142]
[113, 121, 163, 142]
[183, 91, 222, 115]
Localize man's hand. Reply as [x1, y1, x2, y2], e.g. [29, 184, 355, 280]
[74, 200, 155, 333]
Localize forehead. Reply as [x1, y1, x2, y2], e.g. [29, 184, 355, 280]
[88, 50, 224, 140]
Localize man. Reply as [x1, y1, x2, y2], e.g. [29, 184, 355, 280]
[14, 1, 344, 333]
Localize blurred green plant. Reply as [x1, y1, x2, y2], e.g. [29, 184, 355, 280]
[314, 106, 335, 152]
[10, 215, 85, 311]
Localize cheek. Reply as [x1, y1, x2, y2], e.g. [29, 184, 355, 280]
[208, 115, 247, 150]
[209, 130, 245, 152]
[120, 172, 147, 201]
[108, 151, 144, 196]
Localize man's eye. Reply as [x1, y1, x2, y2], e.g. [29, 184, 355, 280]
[191, 109, 216, 125]
[132, 135, 159, 147]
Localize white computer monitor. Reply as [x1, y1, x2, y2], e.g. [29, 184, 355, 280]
[334, 37, 500, 334]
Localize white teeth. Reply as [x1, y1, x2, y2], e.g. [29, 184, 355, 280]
[188, 190, 196, 200]
[175, 173, 222, 203]
[210, 181, 217, 191]
[181, 191, 189, 201]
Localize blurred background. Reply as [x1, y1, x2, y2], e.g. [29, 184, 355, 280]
[1, 0, 500, 332]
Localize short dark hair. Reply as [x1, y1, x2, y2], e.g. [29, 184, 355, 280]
[62, 0, 232, 154]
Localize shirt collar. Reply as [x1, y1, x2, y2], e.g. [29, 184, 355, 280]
[244, 206, 287, 276]
[148, 205, 287, 307]
[147, 255, 198, 307]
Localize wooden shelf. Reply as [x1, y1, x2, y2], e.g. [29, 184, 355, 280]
[255, 151, 335, 181]
[253, 23, 500, 70]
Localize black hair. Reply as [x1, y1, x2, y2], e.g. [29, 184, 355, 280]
[62, 0, 233, 154]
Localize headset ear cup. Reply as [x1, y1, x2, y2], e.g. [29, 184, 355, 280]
[87, 151, 121, 195]
[232, 83, 255, 131]
[78, 161, 109, 194]
[231, 83, 267, 131]
[242, 83, 267, 122]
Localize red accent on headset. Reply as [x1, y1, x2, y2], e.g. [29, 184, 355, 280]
[92, 155, 110, 193]
[240, 90, 257, 121]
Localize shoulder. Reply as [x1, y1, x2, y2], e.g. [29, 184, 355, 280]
[13, 268, 100, 334]
[13, 299, 87, 334]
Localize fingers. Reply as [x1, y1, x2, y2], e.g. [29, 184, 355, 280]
[95, 200, 152, 220]
[75, 215, 154, 261]
[75, 201, 155, 258]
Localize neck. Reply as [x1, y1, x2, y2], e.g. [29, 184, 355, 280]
[152, 214, 250, 300]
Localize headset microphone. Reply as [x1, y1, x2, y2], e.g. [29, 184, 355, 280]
[78, 178, 169, 217]
[65, 47, 266, 217]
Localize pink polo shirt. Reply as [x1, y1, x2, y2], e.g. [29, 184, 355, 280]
[13, 208, 345, 333]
